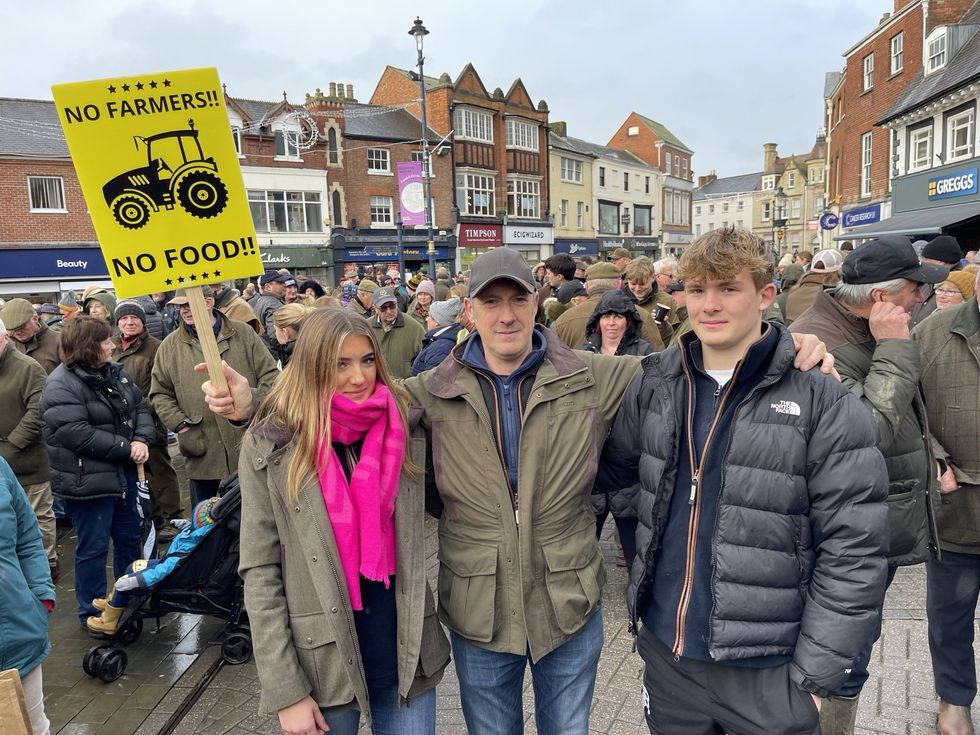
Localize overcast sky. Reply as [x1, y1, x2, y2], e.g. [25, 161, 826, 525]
[1, 0, 887, 178]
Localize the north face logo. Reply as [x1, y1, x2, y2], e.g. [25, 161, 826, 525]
[771, 400, 801, 416]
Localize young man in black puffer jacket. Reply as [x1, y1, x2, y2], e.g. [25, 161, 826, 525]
[602, 227, 890, 734]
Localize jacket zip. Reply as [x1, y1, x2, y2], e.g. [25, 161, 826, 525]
[672, 350, 742, 660]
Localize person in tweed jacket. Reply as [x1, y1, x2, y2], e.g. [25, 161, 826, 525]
[912, 263, 980, 735]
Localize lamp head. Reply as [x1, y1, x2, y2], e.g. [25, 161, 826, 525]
[409, 18, 429, 51]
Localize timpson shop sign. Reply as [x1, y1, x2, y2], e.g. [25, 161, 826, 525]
[457, 223, 502, 247]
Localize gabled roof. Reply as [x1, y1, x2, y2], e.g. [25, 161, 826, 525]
[548, 132, 598, 158]
[556, 134, 658, 170]
[0, 98, 68, 158]
[824, 70, 844, 99]
[693, 172, 763, 201]
[343, 104, 438, 141]
[386, 65, 445, 91]
[879, 23, 980, 124]
[634, 113, 693, 154]
[232, 97, 278, 125]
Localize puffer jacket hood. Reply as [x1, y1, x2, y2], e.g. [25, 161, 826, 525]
[584, 290, 644, 343]
[83, 292, 118, 325]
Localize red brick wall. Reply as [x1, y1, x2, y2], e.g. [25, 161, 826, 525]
[342, 141, 453, 229]
[0, 159, 97, 243]
[927, 0, 977, 32]
[828, 3, 923, 206]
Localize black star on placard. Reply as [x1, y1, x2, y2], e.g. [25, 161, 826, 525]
[162, 79, 172, 87]
[189, 274, 198, 282]
[135, 81, 144, 90]
[121, 83, 131, 92]
[149, 80, 158, 89]
[201, 271, 210, 279]
[213, 270, 221, 277]
[107, 85, 117, 94]
[165, 278, 173, 286]
[177, 276, 186, 284]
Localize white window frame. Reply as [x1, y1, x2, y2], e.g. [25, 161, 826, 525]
[27, 176, 66, 212]
[559, 199, 568, 228]
[861, 132, 873, 197]
[504, 119, 538, 152]
[722, 202, 729, 213]
[367, 148, 391, 174]
[814, 196, 825, 213]
[681, 193, 689, 225]
[695, 205, 702, 216]
[790, 198, 801, 219]
[863, 53, 874, 91]
[708, 204, 715, 214]
[762, 202, 771, 221]
[762, 176, 775, 191]
[560, 157, 582, 183]
[273, 127, 301, 160]
[695, 224, 702, 236]
[454, 107, 493, 143]
[927, 33, 947, 73]
[737, 199, 744, 211]
[664, 152, 672, 174]
[506, 177, 540, 219]
[909, 125, 933, 172]
[576, 201, 584, 228]
[947, 109, 975, 162]
[787, 172, 796, 188]
[623, 172, 629, 192]
[645, 176, 650, 194]
[411, 150, 433, 178]
[891, 33, 904, 74]
[247, 190, 323, 233]
[369, 195, 393, 226]
[455, 171, 496, 217]
[598, 166, 606, 187]
[231, 125, 242, 156]
[682, 159, 688, 179]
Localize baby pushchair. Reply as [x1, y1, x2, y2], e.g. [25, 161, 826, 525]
[82, 473, 251, 682]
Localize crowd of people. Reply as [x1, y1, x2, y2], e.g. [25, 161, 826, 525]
[0, 229, 977, 735]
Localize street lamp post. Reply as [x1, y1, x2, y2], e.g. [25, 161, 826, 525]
[771, 186, 788, 254]
[409, 17, 436, 277]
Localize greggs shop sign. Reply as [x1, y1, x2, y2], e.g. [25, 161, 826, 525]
[458, 223, 502, 247]
[928, 167, 978, 200]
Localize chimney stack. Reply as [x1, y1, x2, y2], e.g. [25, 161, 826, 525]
[329, 82, 337, 97]
[698, 172, 717, 189]
[551, 120, 567, 137]
[763, 143, 778, 173]
[346, 84, 354, 100]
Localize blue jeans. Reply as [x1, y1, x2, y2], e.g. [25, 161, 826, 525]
[833, 565, 897, 698]
[321, 686, 435, 735]
[65, 485, 143, 622]
[928, 550, 980, 706]
[451, 605, 603, 735]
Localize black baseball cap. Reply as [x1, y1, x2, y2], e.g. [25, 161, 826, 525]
[468, 248, 536, 298]
[259, 270, 290, 286]
[841, 235, 948, 285]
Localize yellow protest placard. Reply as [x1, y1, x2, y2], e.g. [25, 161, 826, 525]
[51, 67, 262, 298]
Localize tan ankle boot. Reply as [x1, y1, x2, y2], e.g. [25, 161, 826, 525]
[818, 694, 860, 735]
[938, 700, 975, 735]
[92, 598, 107, 612]
[86, 604, 124, 636]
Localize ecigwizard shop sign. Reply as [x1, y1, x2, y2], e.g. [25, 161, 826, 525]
[51, 67, 263, 298]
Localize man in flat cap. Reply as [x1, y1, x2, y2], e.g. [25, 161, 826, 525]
[252, 270, 290, 356]
[911, 235, 964, 327]
[791, 234, 948, 733]
[345, 278, 377, 319]
[0, 298, 61, 375]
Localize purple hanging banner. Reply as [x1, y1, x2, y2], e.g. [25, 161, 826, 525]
[397, 161, 425, 226]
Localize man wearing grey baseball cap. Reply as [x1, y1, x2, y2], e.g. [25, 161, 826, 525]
[791, 234, 947, 733]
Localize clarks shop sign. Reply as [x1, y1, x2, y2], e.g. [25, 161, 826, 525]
[928, 168, 978, 201]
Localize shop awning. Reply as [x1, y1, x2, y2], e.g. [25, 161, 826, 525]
[833, 200, 980, 240]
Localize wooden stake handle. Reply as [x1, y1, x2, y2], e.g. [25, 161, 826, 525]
[137, 464, 146, 483]
[186, 286, 228, 392]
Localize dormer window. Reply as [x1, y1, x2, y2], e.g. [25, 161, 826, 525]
[927, 31, 947, 73]
[274, 126, 301, 159]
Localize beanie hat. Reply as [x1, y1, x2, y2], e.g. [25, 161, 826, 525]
[429, 297, 462, 327]
[357, 279, 378, 293]
[193, 498, 219, 529]
[408, 274, 423, 290]
[944, 270, 976, 300]
[416, 280, 436, 297]
[114, 300, 146, 324]
[922, 235, 962, 265]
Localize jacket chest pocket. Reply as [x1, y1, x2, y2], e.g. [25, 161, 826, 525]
[541, 533, 605, 634]
[437, 535, 499, 642]
[289, 612, 355, 708]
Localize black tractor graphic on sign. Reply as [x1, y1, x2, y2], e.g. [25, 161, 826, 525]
[102, 119, 228, 229]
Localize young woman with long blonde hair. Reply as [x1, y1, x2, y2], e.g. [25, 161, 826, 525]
[238, 308, 448, 735]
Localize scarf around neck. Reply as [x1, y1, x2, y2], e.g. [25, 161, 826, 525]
[316, 384, 405, 610]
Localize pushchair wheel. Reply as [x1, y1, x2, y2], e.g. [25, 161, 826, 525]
[117, 616, 143, 645]
[97, 648, 128, 682]
[83, 644, 111, 677]
[222, 631, 252, 665]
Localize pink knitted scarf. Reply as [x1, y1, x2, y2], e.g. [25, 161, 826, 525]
[316, 384, 404, 610]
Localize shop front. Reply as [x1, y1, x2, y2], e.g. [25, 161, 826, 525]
[553, 239, 600, 259]
[659, 231, 691, 257]
[0, 246, 111, 301]
[457, 223, 503, 271]
[834, 162, 980, 251]
[333, 230, 457, 279]
[258, 245, 334, 285]
[503, 223, 554, 264]
[598, 236, 661, 260]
